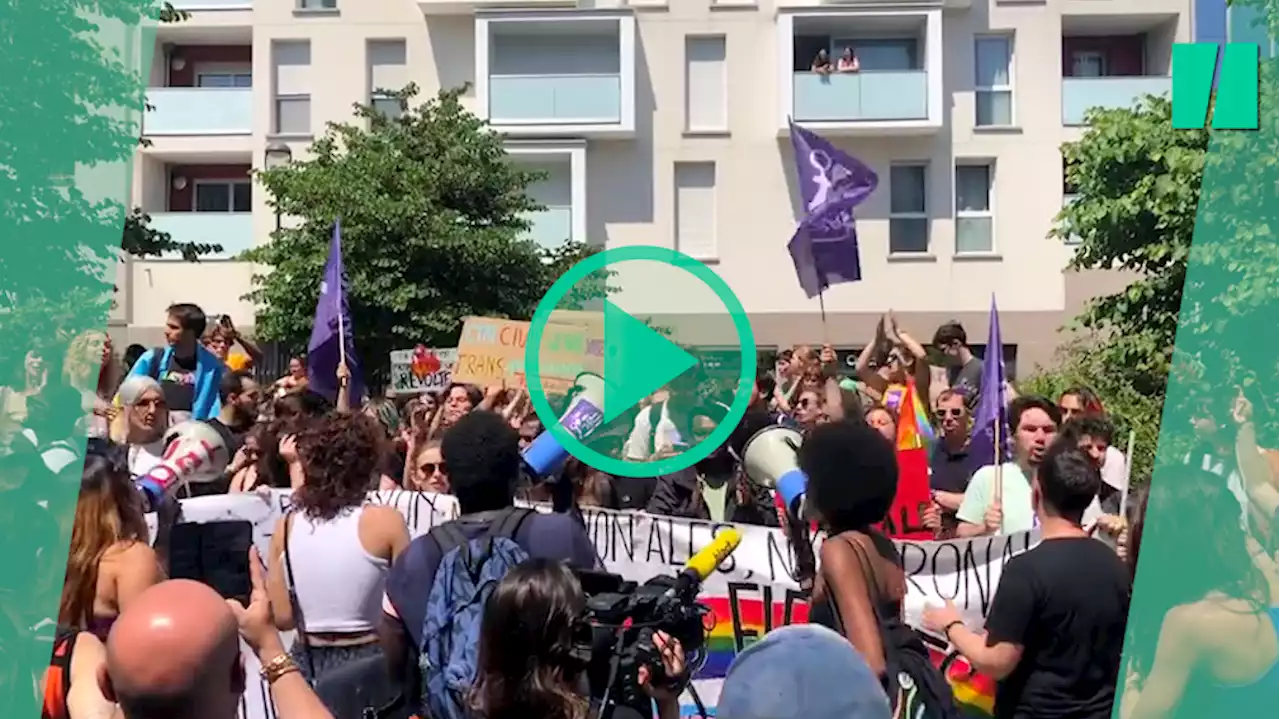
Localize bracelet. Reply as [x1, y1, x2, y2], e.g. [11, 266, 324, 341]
[944, 620, 964, 638]
[259, 653, 300, 684]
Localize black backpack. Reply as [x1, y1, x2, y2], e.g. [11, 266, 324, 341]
[827, 534, 960, 719]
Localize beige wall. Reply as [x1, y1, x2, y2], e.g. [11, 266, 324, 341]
[120, 0, 1190, 364]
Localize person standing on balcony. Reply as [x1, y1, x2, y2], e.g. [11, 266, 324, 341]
[811, 48, 834, 75]
[838, 47, 860, 72]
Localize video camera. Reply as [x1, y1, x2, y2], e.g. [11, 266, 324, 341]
[575, 529, 742, 719]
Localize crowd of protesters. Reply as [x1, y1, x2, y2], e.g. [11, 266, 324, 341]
[1, 300, 1276, 719]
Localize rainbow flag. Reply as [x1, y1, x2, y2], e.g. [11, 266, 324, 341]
[925, 642, 997, 717]
[885, 381, 936, 451]
[696, 596, 811, 679]
[692, 595, 996, 718]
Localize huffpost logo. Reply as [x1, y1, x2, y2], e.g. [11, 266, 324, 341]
[1172, 43, 1261, 129]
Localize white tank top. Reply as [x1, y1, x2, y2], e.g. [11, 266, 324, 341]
[285, 505, 389, 634]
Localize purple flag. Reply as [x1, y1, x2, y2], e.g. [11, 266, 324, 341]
[967, 295, 1010, 474]
[787, 120, 878, 298]
[307, 219, 365, 404]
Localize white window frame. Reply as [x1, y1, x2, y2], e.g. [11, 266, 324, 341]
[954, 162, 995, 255]
[888, 162, 929, 255]
[296, 0, 337, 10]
[370, 94, 403, 119]
[191, 180, 251, 213]
[974, 35, 1014, 127]
[273, 94, 311, 136]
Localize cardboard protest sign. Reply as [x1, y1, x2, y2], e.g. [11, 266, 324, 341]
[388, 347, 456, 395]
[452, 316, 593, 394]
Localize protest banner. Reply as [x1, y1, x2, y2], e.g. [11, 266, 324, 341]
[146, 491, 1036, 718]
[388, 347, 456, 395]
[452, 316, 594, 393]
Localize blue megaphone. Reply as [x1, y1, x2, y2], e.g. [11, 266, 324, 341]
[522, 373, 608, 478]
[741, 425, 807, 517]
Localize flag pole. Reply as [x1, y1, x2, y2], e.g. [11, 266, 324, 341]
[817, 291, 830, 345]
[1119, 429, 1136, 517]
[992, 412, 1003, 505]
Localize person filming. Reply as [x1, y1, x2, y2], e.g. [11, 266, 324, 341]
[470, 559, 685, 719]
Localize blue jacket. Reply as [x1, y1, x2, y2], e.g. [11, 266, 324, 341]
[127, 345, 224, 420]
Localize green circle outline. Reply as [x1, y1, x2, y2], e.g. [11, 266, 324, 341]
[526, 246, 756, 478]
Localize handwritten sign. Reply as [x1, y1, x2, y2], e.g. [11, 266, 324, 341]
[452, 316, 596, 393]
[388, 347, 456, 395]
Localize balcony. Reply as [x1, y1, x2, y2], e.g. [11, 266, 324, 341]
[777, 9, 943, 135]
[793, 71, 927, 123]
[1061, 18, 1177, 126]
[149, 212, 254, 259]
[144, 88, 252, 136]
[477, 13, 635, 137]
[1061, 76, 1171, 125]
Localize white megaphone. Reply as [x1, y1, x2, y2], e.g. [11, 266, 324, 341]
[741, 425, 808, 517]
[135, 421, 231, 511]
[522, 372, 608, 478]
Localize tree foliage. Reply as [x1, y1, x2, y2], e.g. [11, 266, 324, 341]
[246, 85, 608, 385]
[1050, 0, 1277, 461]
[1052, 95, 1207, 394]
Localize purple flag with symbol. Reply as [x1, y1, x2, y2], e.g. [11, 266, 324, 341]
[787, 119, 879, 298]
[307, 219, 365, 404]
[967, 295, 1010, 475]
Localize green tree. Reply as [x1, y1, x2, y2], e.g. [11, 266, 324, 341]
[246, 85, 605, 385]
[1052, 95, 1207, 395]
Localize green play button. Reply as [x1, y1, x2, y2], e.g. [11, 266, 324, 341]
[600, 300, 698, 424]
[525, 246, 756, 478]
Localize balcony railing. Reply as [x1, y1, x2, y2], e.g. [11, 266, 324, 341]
[793, 71, 928, 123]
[150, 212, 253, 259]
[522, 206, 573, 250]
[1061, 76, 1171, 125]
[144, 88, 252, 135]
[489, 74, 621, 125]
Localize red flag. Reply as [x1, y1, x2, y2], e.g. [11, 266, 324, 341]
[879, 379, 933, 539]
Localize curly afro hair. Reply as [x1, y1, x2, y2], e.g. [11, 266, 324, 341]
[798, 419, 898, 533]
[293, 413, 383, 521]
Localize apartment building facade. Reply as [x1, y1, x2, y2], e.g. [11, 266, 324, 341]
[112, 0, 1191, 368]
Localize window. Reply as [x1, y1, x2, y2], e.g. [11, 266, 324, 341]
[368, 40, 407, 119]
[889, 164, 928, 254]
[194, 181, 251, 213]
[684, 36, 727, 132]
[297, 0, 336, 9]
[674, 162, 718, 259]
[1070, 50, 1107, 78]
[955, 164, 994, 254]
[273, 41, 311, 135]
[974, 36, 1013, 126]
[196, 71, 251, 88]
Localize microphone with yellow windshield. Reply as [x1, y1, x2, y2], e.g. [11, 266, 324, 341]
[668, 528, 743, 599]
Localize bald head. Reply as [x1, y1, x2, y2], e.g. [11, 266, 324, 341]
[102, 580, 244, 719]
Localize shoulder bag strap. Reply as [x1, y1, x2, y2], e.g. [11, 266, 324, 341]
[282, 511, 316, 681]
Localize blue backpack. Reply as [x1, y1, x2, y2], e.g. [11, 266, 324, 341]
[419, 508, 534, 719]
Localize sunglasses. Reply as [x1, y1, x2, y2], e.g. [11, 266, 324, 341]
[417, 462, 445, 475]
[934, 408, 964, 419]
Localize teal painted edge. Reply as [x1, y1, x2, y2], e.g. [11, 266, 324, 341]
[1117, 2, 1279, 717]
[0, 1, 157, 714]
